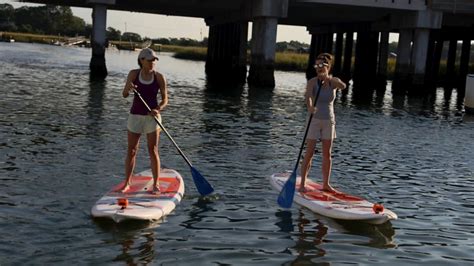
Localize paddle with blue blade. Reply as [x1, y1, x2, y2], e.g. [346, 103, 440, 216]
[277, 80, 322, 208]
[133, 89, 214, 196]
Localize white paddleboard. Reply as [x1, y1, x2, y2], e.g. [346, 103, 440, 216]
[270, 172, 397, 225]
[91, 168, 184, 223]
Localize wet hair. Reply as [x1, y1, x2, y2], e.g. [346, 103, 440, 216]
[138, 58, 143, 68]
[316, 53, 333, 69]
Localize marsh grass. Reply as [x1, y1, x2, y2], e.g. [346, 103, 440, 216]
[1, 31, 69, 44]
[165, 45, 207, 60]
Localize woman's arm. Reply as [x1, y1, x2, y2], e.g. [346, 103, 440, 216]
[305, 78, 317, 113]
[331, 76, 347, 90]
[122, 70, 138, 98]
[156, 72, 168, 111]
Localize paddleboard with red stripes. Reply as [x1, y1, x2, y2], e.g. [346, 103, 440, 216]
[91, 169, 184, 223]
[270, 172, 397, 225]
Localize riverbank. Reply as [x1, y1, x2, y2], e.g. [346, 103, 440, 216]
[0, 31, 74, 45]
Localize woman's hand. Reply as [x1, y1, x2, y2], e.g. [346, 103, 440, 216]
[149, 107, 160, 116]
[308, 106, 318, 114]
[122, 82, 137, 98]
[127, 83, 137, 94]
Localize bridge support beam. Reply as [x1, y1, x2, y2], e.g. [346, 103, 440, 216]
[459, 38, 472, 90]
[411, 28, 430, 87]
[248, 0, 288, 89]
[342, 32, 354, 82]
[393, 29, 413, 93]
[205, 22, 248, 86]
[353, 29, 379, 87]
[333, 32, 344, 77]
[377, 31, 390, 86]
[392, 10, 443, 94]
[248, 17, 278, 88]
[89, 4, 108, 79]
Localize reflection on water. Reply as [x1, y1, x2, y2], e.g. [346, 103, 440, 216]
[1, 43, 474, 265]
[93, 219, 159, 265]
[274, 210, 396, 264]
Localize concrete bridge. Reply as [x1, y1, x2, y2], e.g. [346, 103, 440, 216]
[23, 0, 474, 94]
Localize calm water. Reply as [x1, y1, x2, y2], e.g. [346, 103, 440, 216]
[1, 42, 473, 265]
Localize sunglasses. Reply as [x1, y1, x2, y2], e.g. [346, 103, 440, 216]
[314, 63, 329, 69]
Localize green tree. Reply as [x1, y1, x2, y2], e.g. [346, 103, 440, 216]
[12, 5, 86, 36]
[122, 32, 142, 42]
[106, 26, 121, 40]
[0, 3, 14, 22]
[0, 3, 16, 31]
[14, 6, 53, 34]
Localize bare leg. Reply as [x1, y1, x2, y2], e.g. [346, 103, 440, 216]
[321, 139, 337, 192]
[300, 139, 317, 192]
[120, 131, 141, 192]
[147, 129, 161, 192]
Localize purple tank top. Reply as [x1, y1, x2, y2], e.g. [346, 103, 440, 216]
[130, 71, 160, 115]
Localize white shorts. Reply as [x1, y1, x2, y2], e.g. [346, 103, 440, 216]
[127, 114, 161, 134]
[307, 118, 336, 140]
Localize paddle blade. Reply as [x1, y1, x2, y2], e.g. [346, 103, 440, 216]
[277, 171, 297, 208]
[190, 166, 214, 196]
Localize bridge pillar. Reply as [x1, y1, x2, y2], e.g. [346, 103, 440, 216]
[305, 34, 318, 80]
[248, 17, 278, 88]
[89, 4, 108, 79]
[247, 0, 288, 89]
[411, 28, 430, 87]
[377, 31, 390, 86]
[446, 39, 457, 87]
[342, 32, 354, 82]
[333, 32, 344, 77]
[205, 22, 248, 86]
[353, 30, 379, 86]
[459, 37, 472, 90]
[393, 29, 413, 93]
[392, 10, 443, 94]
[426, 30, 443, 88]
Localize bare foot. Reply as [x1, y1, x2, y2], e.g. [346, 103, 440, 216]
[152, 184, 160, 194]
[299, 186, 308, 193]
[322, 185, 339, 194]
[117, 183, 131, 193]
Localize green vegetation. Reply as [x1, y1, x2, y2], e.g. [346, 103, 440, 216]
[166, 45, 207, 60]
[275, 52, 308, 71]
[0, 4, 87, 36]
[0, 31, 71, 44]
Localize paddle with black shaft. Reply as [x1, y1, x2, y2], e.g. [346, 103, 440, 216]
[277, 80, 323, 208]
[133, 89, 214, 196]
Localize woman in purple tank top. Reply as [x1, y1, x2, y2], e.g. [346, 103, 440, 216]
[119, 48, 168, 193]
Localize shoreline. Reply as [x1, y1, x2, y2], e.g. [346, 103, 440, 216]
[2, 31, 471, 78]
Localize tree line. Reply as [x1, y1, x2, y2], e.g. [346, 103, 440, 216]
[0, 4, 209, 47]
[0, 4, 86, 36]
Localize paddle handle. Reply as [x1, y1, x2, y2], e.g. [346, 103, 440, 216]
[132, 89, 193, 168]
[293, 79, 322, 171]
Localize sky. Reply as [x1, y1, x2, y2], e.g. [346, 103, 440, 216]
[2, 0, 312, 43]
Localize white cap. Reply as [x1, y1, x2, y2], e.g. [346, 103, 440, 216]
[138, 48, 158, 61]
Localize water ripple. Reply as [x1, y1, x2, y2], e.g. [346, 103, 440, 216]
[1, 42, 474, 265]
